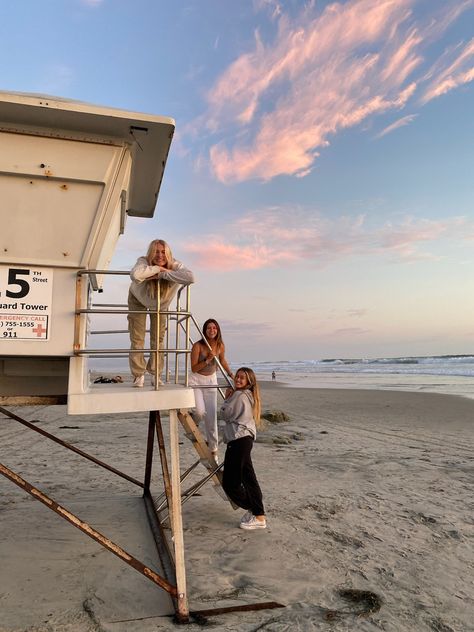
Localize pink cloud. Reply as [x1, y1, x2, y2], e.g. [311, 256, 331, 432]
[375, 114, 418, 138]
[331, 327, 371, 336]
[347, 309, 368, 318]
[184, 237, 296, 270]
[380, 27, 423, 85]
[182, 208, 473, 271]
[190, 0, 473, 183]
[421, 39, 474, 103]
[253, 0, 282, 21]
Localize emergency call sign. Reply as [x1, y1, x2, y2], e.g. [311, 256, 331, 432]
[0, 266, 53, 340]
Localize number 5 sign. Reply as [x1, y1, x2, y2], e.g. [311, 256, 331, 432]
[0, 266, 53, 340]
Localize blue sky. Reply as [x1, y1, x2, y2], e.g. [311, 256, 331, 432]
[1, 0, 473, 361]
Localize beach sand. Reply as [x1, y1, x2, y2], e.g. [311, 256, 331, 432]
[1, 383, 473, 631]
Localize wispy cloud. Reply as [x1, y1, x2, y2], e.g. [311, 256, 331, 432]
[347, 309, 368, 318]
[190, 0, 473, 183]
[330, 327, 371, 336]
[253, 0, 282, 20]
[80, 0, 104, 6]
[183, 237, 294, 270]
[375, 114, 418, 138]
[421, 38, 474, 103]
[182, 207, 473, 270]
[217, 319, 273, 337]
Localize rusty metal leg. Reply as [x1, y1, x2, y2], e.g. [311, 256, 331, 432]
[143, 493, 176, 589]
[159, 464, 225, 524]
[0, 461, 177, 597]
[144, 411, 181, 618]
[144, 412, 155, 492]
[190, 602, 286, 619]
[154, 411, 173, 513]
[0, 406, 144, 489]
[153, 459, 201, 511]
[142, 412, 179, 610]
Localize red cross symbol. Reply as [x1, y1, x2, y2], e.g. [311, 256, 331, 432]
[33, 323, 47, 338]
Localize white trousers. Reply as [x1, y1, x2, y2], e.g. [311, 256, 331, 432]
[189, 372, 218, 452]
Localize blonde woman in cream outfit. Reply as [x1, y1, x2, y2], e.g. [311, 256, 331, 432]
[128, 239, 194, 387]
[190, 319, 233, 461]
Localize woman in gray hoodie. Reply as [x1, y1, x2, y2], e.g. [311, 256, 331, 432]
[221, 367, 266, 530]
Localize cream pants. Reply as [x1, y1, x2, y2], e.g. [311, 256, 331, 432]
[127, 290, 166, 378]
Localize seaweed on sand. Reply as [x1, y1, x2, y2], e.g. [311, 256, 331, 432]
[261, 409, 290, 423]
[324, 588, 383, 621]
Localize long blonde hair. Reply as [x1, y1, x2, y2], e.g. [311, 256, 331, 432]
[237, 367, 262, 428]
[145, 239, 173, 300]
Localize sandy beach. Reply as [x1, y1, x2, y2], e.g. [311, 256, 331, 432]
[1, 382, 474, 631]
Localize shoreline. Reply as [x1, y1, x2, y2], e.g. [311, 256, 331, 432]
[258, 371, 474, 400]
[90, 368, 474, 400]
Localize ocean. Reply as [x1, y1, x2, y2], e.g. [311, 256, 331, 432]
[245, 355, 474, 399]
[91, 354, 474, 400]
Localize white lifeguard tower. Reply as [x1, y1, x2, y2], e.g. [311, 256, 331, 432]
[0, 92, 282, 625]
[0, 90, 193, 412]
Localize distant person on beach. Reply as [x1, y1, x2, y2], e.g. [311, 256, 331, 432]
[272, 371, 276, 381]
[128, 239, 194, 388]
[190, 319, 233, 461]
[221, 367, 266, 530]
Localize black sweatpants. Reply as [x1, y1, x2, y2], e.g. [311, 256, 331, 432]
[222, 436, 265, 516]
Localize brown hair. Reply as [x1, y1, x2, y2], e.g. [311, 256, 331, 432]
[200, 318, 223, 351]
[236, 367, 262, 428]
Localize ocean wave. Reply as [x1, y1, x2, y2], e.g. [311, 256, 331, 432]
[246, 354, 474, 378]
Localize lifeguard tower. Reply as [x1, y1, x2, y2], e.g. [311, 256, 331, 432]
[0, 90, 182, 404]
[0, 92, 282, 625]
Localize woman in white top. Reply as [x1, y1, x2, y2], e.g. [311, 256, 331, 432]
[128, 239, 194, 387]
[190, 319, 233, 460]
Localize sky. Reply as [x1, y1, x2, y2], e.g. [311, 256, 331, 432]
[1, 0, 473, 362]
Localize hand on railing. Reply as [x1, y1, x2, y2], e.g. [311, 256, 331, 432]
[204, 351, 216, 366]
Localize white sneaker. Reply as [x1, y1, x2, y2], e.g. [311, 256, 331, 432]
[133, 375, 144, 388]
[151, 376, 164, 386]
[240, 511, 253, 524]
[240, 516, 266, 530]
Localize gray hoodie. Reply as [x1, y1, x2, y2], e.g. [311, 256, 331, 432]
[220, 389, 256, 443]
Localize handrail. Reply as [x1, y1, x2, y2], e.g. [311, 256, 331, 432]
[74, 270, 233, 398]
[171, 313, 233, 400]
[76, 309, 192, 315]
[77, 269, 131, 276]
[75, 348, 191, 354]
[74, 270, 192, 391]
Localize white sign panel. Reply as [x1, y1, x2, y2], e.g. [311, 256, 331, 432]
[0, 266, 53, 340]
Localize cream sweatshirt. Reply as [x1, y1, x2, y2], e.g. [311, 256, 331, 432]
[129, 256, 194, 310]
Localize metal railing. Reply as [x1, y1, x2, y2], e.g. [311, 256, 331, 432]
[174, 313, 233, 398]
[74, 270, 233, 395]
[74, 270, 192, 390]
